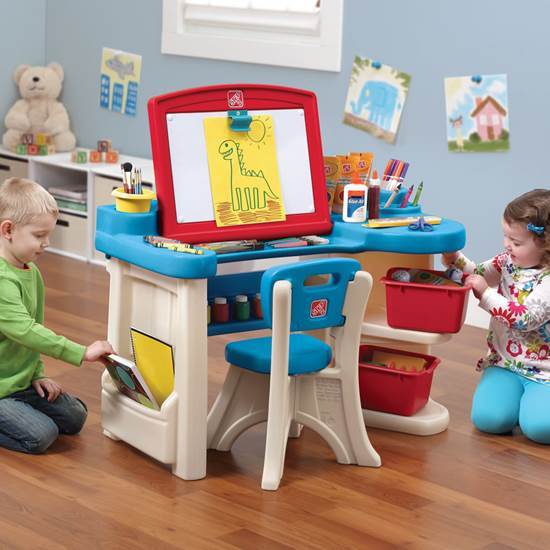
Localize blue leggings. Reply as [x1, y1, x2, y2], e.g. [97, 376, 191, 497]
[471, 366, 550, 444]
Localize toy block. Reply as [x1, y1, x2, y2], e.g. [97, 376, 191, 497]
[89, 150, 103, 163]
[97, 139, 112, 153]
[35, 133, 48, 146]
[105, 150, 119, 163]
[22, 133, 34, 145]
[38, 145, 49, 155]
[15, 144, 27, 155]
[27, 144, 39, 155]
[47, 144, 56, 154]
[71, 149, 88, 163]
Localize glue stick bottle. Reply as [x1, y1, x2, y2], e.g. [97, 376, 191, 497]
[367, 169, 380, 220]
[343, 176, 368, 223]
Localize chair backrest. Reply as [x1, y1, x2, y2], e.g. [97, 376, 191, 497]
[260, 258, 362, 332]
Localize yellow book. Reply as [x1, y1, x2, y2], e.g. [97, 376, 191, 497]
[130, 328, 175, 405]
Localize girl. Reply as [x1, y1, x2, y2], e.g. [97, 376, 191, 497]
[443, 189, 550, 444]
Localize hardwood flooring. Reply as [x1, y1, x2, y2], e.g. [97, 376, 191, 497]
[1, 252, 549, 549]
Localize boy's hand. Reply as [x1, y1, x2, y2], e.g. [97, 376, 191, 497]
[465, 274, 488, 299]
[84, 340, 115, 363]
[442, 251, 460, 265]
[32, 378, 62, 402]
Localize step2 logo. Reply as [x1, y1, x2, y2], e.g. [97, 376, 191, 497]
[227, 90, 244, 109]
[310, 299, 328, 319]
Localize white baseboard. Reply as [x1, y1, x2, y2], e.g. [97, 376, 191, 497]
[465, 292, 490, 329]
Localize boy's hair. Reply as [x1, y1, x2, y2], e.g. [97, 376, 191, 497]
[504, 188, 550, 267]
[0, 177, 58, 225]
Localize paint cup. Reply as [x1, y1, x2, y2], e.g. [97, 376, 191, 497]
[212, 297, 229, 323]
[252, 293, 263, 319]
[112, 187, 156, 213]
[234, 295, 250, 321]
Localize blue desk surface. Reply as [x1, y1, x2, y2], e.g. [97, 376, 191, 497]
[95, 203, 466, 279]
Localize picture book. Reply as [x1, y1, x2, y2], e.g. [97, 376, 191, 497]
[105, 354, 159, 410]
[130, 328, 175, 405]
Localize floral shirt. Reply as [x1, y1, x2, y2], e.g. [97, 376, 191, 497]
[452, 252, 550, 384]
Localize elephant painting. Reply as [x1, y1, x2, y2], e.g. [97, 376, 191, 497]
[349, 81, 400, 131]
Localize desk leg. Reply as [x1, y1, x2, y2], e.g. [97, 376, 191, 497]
[172, 278, 208, 480]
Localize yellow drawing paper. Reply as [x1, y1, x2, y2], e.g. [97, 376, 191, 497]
[203, 115, 286, 227]
[130, 328, 174, 405]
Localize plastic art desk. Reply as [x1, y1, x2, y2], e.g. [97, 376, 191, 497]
[96, 202, 465, 480]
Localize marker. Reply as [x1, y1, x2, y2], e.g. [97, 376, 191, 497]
[383, 182, 402, 208]
[412, 181, 424, 206]
[400, 184, 414, 208]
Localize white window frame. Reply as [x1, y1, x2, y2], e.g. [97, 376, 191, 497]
[161, 0, 343, 72]
[480, 114, 487, 125]
[491, 114, 500, 124]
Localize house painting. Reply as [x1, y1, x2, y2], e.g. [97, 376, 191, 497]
[470, 96, 507, 141]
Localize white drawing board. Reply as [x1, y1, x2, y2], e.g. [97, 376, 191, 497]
[166, 108, 314, 224]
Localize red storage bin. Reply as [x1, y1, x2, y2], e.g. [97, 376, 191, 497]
[358, 345, 441, 416]
[381, 267, 469, 333]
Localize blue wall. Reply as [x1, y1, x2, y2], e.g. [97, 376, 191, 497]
[4, 1, 549, 261]
[0, 0, 46, 118]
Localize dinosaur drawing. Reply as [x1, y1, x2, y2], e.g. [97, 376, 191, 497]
[218, 139, 279, 212]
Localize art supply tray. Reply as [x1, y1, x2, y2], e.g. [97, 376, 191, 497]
[358, 345, 441, 416]
[381, 267, 469, 333]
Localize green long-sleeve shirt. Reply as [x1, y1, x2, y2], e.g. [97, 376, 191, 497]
[0, 257, 86, 398]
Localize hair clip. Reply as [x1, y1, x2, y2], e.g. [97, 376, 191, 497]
[527, 223, 544, 235]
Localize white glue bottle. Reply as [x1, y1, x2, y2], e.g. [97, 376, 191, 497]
[342, 178, 368, 223]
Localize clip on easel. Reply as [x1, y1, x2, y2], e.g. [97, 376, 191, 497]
[148, 84, 332, 244]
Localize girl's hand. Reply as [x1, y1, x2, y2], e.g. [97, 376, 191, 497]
[32, 378, 63, 402]
[84, 340, 115, 363]
[464, 274, 488, 299]
[442, 251, 460, 265]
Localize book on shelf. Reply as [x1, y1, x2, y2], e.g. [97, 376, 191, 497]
[54, 197, 87, 213]
[105, 354, 159, 410]
[48, 185, 87, 201]
[130, 327, 175, 406]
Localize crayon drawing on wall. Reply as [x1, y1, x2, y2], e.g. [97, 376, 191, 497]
[203, 115, 286, 227]
[100, 47, 142, 116]
[444, 74, 509, 152]
[343, 56, 411, 144]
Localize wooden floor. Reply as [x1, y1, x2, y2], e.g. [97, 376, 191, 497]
[2, 253, 550, 549]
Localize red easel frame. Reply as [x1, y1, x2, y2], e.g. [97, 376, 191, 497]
[148, 84, 332, 244]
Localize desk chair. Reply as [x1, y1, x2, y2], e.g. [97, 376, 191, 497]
[207, 258, 381, 490]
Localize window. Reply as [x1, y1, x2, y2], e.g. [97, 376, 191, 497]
[492, 114, 500, 124]
[480, 115, 487, 125]
[162, 0, 343, 72]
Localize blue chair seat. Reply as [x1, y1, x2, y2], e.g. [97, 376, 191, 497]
[225, 333, 332, 375]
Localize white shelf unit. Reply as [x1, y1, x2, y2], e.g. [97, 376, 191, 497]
[0, 147, 155, 264]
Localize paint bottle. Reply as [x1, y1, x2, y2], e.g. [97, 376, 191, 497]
[252, 293, 263, 319]
[234, 294, 250, 321]
[342, 181, 368, 223]
[367, 169, 380, 220]
[207, 302, 211, 325]
[212, 297, 229, 323]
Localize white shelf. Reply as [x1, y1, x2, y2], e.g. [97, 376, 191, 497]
[362, 307, 452, 345]
[363, 399, 449, 436]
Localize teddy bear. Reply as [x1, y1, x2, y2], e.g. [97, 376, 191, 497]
[3, 62, 76, 152]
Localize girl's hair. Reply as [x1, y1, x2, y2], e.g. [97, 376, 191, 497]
[0, 177, 58, 225]
[504, 188, 550, 267]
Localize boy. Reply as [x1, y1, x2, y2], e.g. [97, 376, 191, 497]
[0, 177, 113, 454]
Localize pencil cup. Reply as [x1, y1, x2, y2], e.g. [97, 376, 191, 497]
[112, 188, 156, 213]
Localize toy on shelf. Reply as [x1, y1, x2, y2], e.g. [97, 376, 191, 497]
[70, 138, 120, 164]
[12, 132, 56, 156]
[3, 62, 76, 152]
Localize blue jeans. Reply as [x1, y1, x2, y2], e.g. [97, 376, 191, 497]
[0, 387, 87, 454]
[471, 366, 550, 444]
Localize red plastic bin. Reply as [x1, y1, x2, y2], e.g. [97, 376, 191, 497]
[358, 345, 441, 416]
[381, 267, 469, 333]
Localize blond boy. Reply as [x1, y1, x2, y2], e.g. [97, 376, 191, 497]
[0, 178, 113, 453]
